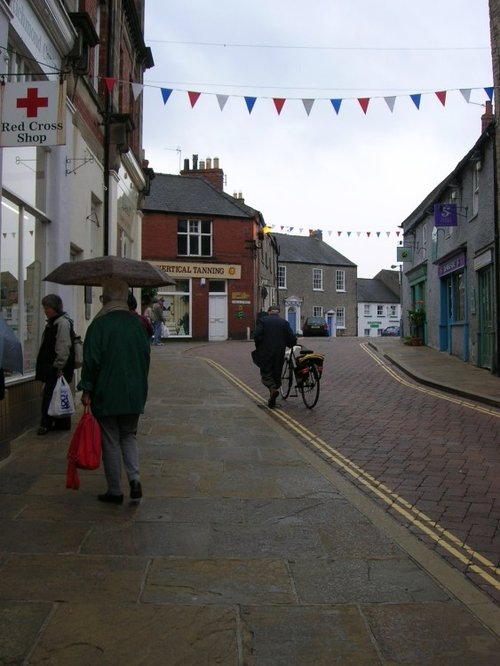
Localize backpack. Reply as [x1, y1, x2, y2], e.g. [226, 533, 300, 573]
[71, 331, 83, 369]
[63, 314, 83, 369]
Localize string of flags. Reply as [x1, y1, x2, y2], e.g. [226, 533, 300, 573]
[103, 77, 494, 114]
[269, 227, 402, 238]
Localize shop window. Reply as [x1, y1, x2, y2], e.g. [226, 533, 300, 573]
[178, 219, 212, 256]
[0, 195, 44, 376]
[158, 279, 191, 336]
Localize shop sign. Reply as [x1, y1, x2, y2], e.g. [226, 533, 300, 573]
[438, 252, 466, 278]
[11, 0, 61, 75]
[434, 203, 458, 227]
[0, 81, 66, 147]
[155, 261, 241, 279]
[473, 249, 493, 271]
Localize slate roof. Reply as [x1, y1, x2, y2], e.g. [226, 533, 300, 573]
[143, 173, 256, 219]
[357, 278, 400, 303]
[273, 233, 356, 268]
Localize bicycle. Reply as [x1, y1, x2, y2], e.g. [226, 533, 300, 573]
[280, 344, 324, 409]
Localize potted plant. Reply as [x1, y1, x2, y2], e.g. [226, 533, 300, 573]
[407, 306, 425, 344]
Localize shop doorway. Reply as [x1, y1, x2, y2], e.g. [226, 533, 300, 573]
[209, 281, 227, 340]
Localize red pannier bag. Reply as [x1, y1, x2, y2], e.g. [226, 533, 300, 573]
[66, 405, 102, 490]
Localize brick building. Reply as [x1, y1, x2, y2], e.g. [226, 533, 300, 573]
[142, 157, 277, 340]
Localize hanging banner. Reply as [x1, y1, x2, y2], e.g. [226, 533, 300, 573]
[0, 80, 66, 147]
[434, 203, 458, 227]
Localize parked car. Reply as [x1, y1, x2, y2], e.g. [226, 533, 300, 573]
[302, 317, 329, 337]
[381, 325, 400, 336]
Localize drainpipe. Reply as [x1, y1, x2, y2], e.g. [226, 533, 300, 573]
[103, 0, 115, 256]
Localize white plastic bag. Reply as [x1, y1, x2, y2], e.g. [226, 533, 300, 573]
[48, 376, 75, 417]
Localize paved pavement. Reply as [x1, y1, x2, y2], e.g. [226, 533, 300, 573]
[1, 338, 500, 664]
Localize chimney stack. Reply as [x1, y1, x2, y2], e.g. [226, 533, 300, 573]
[481, 101, 494, 132]
[179, 153, 225, 191]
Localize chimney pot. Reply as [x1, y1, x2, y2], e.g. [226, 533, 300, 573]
[206, 157, 212, 169]
[192, 154, 198, 169]
[213, 157, 220, 168]
[200, 160, 205, 170]
[183, 158, 189, 170]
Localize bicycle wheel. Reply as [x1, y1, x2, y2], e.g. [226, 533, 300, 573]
[300, 364, 320, 409]
[280, 358, 293, 399]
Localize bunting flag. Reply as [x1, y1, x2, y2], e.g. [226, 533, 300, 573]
[435, 90, 447, 106]
[273, 98, 286, 115]
[131, 83, 143, 100]
[188, 91, 201, 107]
[331, 98, 342, 114]
[358, 98, 370, 114]
[302, 98, 314, 116]
[410, 94, 421, 109]
[161, 88, 172, 104]
[217, 94, 229, 111]
[384, 96, 396, 112]
[245, 96, 257, 113]
[104, 78, 116, 93]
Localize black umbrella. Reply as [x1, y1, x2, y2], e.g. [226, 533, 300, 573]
[43, 256, 175, 287]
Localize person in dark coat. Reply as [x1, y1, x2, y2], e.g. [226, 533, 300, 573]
[35, 294, 75, 435]
[253, 305, 297, 408]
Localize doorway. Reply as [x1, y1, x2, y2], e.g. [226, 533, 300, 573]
[478, 265, 494, 369]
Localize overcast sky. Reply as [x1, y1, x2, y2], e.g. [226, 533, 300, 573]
[142, 0, 493, 278]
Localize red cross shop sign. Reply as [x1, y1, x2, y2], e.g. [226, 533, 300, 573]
[0, 81, 66, 147]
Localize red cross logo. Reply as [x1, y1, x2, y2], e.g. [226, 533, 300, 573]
[16, 87, 49, 118]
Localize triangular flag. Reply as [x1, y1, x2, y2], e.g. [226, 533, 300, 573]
[386, 232, 390, 238]
[358, 98, 370, 114]
[188, 91, 201, 107]
[131, 83, 143, 100]
[435, 90, 447, 106]
[104, 77, 116, 93]
[273, 98, 286, 114]
[289, 227, 294, 232]
[327, 230, 333, 237]
[347, 232, 352, 237]
[337, 231, 342, 236]
[396, 231, 401, 237]
[376, 232, 381, 238]
[302, 99, 314, 116]
[366, 231, 371, 237]
[356, 231, 361, 237]
[161, 88, 172, 104]
[460, 88, 471, 103]
[29, 229, 34, 236]
[330, 99, 342, 114]
[245, 96, 257, 113]
[2, 233, 6, 238]
[485, 86, 494, 101]
[384, 96, 396, 112]
[217, 94, 229, 111]
[410, 94, 421, 109]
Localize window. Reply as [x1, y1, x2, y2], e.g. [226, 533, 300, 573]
[377, 305, 384, 317]
[389, 305, 397, 317]
[453, 270, 465, 321]
[0, 195, 44, 375]
[178, 219, 212, 256]
[278, 265, 287, 289]
[159, 279, 191, 336]
[364, 328, 371, 336]
[336, 306, 345, 328]
[336, 270, 345, 292]
[313, 306, 323, 317]
[472, 163, 479, 217]
[364, 304, 371, 316]
[313, 268, 323, 290]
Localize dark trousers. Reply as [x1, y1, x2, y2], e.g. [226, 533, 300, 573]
[40, 376, 71, 431]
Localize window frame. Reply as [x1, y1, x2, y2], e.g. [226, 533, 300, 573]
[177, 218, 212, 257]
[278, 264, 287, 289]
[336, 269, 346, 292]
[312, 267, 323, 291]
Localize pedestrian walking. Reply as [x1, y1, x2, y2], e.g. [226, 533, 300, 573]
[253, 305, 297, 408]
[151, 297, 165, 345]
[128, 291, 154, 338]
[35, 294, 75, 435]
[77, 277, 151, 504]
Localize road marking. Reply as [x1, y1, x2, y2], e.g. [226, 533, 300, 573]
[361, 342, 500, 418]
[203, 355, 500, 592]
